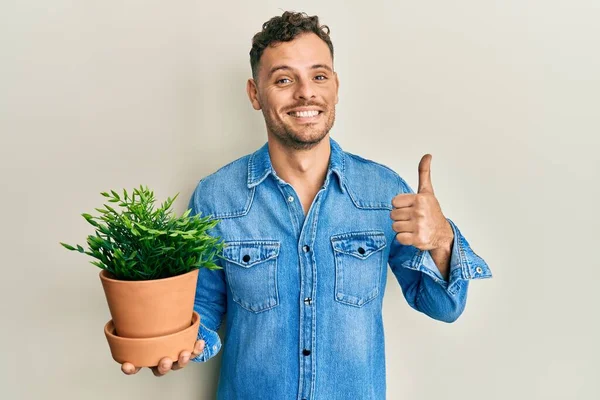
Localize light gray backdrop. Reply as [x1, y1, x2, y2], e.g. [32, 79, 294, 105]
[1, 1, 598, 399]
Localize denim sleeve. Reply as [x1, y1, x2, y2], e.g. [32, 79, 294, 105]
[187, 181, 227, 363]
[388, 175, 492, 323]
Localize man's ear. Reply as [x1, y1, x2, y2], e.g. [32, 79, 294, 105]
[246, 78, 262, 110]
[334, 72, 339, 105]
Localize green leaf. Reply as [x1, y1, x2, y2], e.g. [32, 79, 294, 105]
[90, 260, 106, 269]
[60, 242, 76, 251]
[134, 223, 148, 231]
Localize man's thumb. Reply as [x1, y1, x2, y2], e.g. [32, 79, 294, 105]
[417, 154, 434, 194]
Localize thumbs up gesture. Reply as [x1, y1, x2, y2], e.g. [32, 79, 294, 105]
[391, 154, 454, 251]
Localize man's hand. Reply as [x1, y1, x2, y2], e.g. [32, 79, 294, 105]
[121, 339, 205, 377]
[390, 154, 453, 251]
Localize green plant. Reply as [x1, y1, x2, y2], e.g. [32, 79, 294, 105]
[60, 185, 225, 281]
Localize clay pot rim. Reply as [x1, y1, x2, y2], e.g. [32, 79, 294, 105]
[104, 311, 200, 342]
[99, 268, 199, 285]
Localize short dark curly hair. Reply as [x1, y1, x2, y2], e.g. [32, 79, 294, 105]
[250, 11, 334, 81]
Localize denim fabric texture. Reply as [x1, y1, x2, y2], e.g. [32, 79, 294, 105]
[188, 137, 492, 400]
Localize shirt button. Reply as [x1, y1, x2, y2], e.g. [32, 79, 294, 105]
[476, 266, 483, 274]
[302, 349, 311, 356]
[288, 196, 294, 202]
[304, 297, 312, 305]
[302, 245, 310, 252]
[242, 254, 250, 263]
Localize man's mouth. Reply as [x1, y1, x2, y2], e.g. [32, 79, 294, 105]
[287, 110, 323, 120]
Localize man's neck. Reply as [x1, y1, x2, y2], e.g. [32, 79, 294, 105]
[267, 134, 331, 192]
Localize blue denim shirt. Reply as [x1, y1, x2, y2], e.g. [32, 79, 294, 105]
[188, 137, 492, 399]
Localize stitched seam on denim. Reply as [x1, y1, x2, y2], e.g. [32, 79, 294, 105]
[458, 234, 471, 279]
[333, 246, 385, 259]
[346, 184, 394, 210]
[447, 278, 461, 296]
[247, 151, 256, 186]
[210, 187, 255, 219]
[222, 241, 280, 267]
[277, 181, 301, 237]
[309, 185, 324, 399]
[331, 230, 386, 240]
[337, 149, 347, 194]
[223, 253, 279, 268]
[415, 275, 424, 310]
[230, 293, 278, 314]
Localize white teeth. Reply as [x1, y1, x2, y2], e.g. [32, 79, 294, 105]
[291, 110, 319, 118]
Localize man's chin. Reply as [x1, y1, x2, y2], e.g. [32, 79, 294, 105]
[277, 131, 328, 150]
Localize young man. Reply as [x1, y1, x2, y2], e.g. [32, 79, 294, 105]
[123, 11, 492, 399]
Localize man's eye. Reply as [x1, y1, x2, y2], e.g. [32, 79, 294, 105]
[315, 75, 327, 80]
[276, 78, 291, 84]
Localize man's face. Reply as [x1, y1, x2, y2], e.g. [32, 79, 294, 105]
[247, 32, 339, 150]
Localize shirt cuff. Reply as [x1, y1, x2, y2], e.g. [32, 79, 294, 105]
[190, 322, 222, 363]
[409, 218, 493, 295]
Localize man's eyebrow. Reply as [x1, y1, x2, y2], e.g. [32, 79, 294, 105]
[311, 64, 333, 72]
[268, 65, 292, 77]
[268, 64, 333, 78]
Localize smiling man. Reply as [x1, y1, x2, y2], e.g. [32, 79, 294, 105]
[121, 11, 492, 399]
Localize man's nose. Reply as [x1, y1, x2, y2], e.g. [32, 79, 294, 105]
[294, 78, 316, 100]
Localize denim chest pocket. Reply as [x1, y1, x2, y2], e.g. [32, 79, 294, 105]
[331, 231, 387, 307]
[222, 240, 280, 313]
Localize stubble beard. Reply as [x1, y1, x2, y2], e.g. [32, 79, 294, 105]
[263, 107, 336, 151]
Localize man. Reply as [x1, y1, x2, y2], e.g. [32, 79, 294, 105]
[122, 11, 492, 399]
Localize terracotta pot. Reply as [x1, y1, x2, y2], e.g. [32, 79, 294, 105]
[104, 311, 200, 367]
[99, 268, 199, 338]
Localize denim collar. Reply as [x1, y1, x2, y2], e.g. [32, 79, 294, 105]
[247, 136, 346, 194]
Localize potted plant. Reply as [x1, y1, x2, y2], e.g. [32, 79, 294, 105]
[60, 185, 225, 367]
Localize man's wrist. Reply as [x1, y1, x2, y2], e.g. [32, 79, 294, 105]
[429, 221, 454, 281]
[438, 219, 454, 248]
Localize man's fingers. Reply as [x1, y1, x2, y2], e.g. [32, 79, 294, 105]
[395, 232, 414, 247]
[172, 351, 192, 370]
[390, 208, 411, 221]
[192, 339, 206, 358]
[151, 357, 173, 377]
[392, 194, 415, 209]
[173, 339, 205, 371]
[121, 362, 141, 375]
[417, 154, 434, 194]
[392, 220, 413, 234]
[127, 342, 205, 377]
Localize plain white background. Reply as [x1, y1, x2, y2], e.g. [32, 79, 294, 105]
[1, 1, 598, 399]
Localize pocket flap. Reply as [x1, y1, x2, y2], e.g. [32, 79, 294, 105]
[331, 231, 386, 259]
[222, 240, 280, 268]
